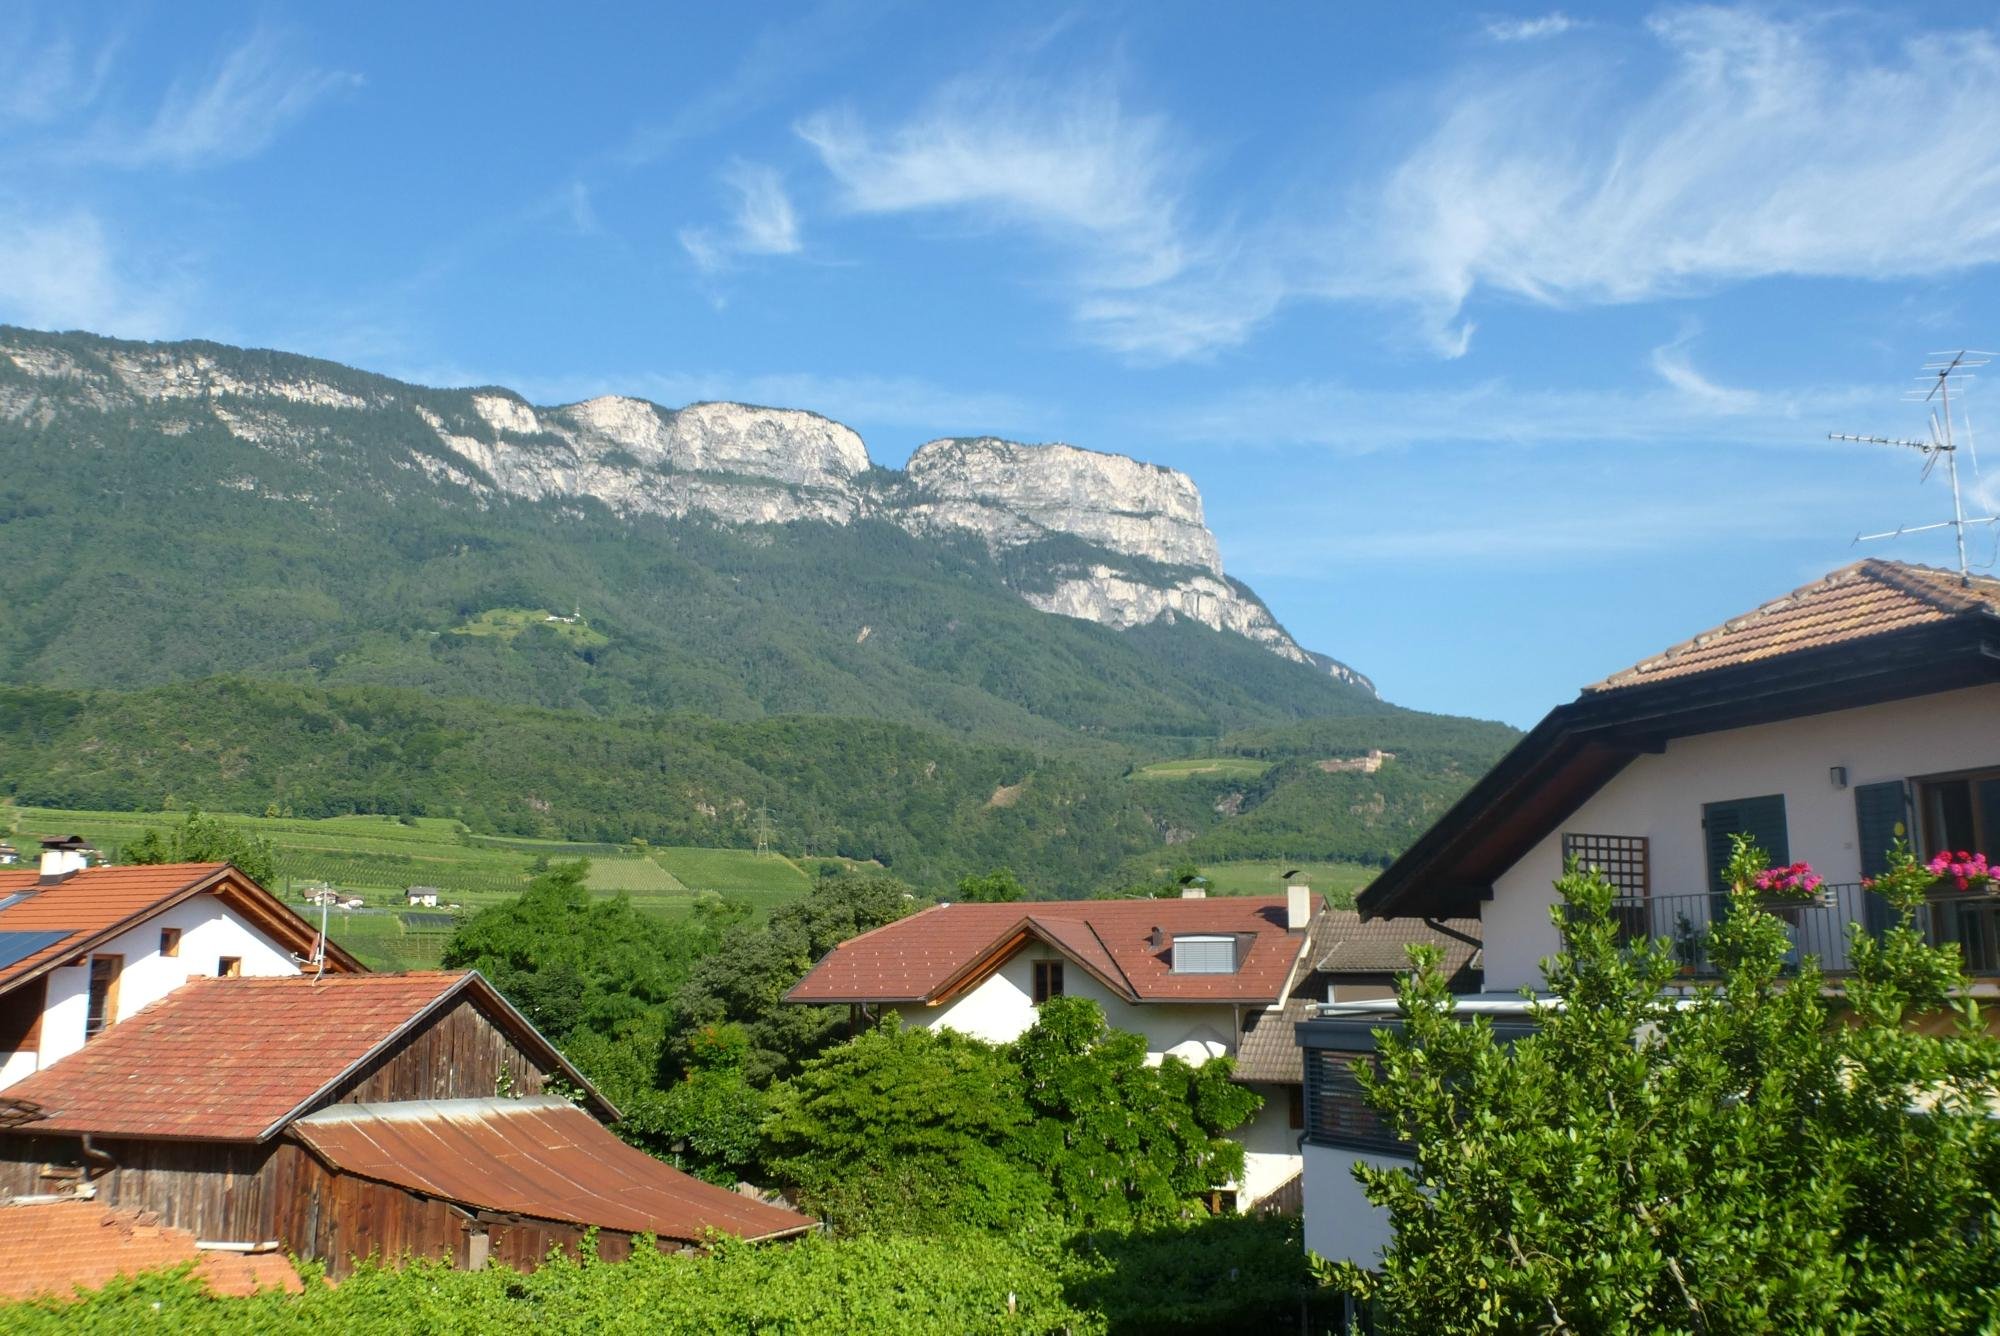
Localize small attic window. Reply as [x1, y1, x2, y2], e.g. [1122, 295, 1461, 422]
[1171, 935, 1237, 974]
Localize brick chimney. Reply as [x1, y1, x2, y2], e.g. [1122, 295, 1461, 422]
[39, 835, 91, 883]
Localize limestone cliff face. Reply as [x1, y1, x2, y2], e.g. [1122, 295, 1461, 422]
[0, 329, 1368, 689]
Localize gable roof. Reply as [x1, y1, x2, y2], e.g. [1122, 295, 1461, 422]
[785, 896, 1316, 1007]
[291, 1096, 814, 1244]
[1594, 559, 2000, 691]
[0, 972, 612, 1140]
[0, 862, 363, 995]
[1360, 560, 2000, 921]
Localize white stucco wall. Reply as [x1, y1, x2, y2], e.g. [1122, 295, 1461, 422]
[916, 943, 1240, 1058]
[5, 893, 302, 1087]
[1483, 683, 2000, 991]
[1236, 1084, 1304, 1204]
[1301, 1143, 1407, 1267]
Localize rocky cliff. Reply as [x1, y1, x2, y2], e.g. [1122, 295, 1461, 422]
[0, 328, 1368, 690]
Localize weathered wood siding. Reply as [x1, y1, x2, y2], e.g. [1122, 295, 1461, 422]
[327, 998, 551, 1106]
[271, 1142, 464, 1275]
[0, 1135, 278, 1241]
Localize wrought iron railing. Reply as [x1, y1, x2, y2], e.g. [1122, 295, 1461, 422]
[1607, 884, 2000, 977]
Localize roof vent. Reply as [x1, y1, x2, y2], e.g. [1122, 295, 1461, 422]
[38, 835, 91, 884]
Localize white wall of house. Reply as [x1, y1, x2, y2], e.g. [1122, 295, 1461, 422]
[1236, 1083, 1303, 1203]
[10, 894, 302, 1085]
[1483, 683, 2000, 991]
[915, 943, 1240, 1058]
[1301, 1143, 1406, 1266]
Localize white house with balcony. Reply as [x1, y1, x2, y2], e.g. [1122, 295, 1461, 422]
[1297, 559, 2000, 1270]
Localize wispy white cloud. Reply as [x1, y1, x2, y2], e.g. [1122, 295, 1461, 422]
[1346, 7, 2000, 353]
[0, 21, 119, 125]
[1483, 13, 1576, 43]
[1164, 340, 1882, 452]
[0, 207, 184, 336]
[679, 161, 803, 272]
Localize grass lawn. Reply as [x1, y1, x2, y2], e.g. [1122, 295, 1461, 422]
[1131, 757, 1273, 782]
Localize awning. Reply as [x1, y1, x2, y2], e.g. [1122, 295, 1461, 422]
[289, 1096, 814, 1244]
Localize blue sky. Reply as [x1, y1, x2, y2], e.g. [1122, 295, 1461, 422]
[5, 2, 2000, 727]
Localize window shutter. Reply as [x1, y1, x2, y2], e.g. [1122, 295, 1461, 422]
[1854, 781, 1911, 879]
[1704, 794, 1789, 895]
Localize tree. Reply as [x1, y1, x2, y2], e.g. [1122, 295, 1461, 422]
[1324, 843, 2000, 1333]
[762, 997, 1261, 1237]
[1012, 995, 1260, 1230]
[122, 807, 277, 886]
[443, 862, 710, 1044]
[956, 867, 1027, 903]
[668, 874, 921, 1084]
[762, 1019, 1045, 1235]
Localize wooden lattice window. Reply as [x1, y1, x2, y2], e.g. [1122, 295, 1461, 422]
[1562, 834, 1650, 898]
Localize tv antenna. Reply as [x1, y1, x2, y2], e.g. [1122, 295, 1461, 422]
[1829, 350, 1999, 585]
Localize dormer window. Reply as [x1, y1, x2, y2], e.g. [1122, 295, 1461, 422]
[1171, 935, 1237, 974]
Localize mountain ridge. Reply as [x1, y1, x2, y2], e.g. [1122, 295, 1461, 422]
[0, 326, 1365, 689]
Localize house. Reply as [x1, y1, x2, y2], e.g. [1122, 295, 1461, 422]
[406, 886, 441, 908]
[786, 887, 1478, 1209]
[0, 845, 17, 866]
[0, 844, 365, 1090]
[0, 970, 815, 1275]
[1296, 558, 2000, 1269]
[0, 849, 815, 1276]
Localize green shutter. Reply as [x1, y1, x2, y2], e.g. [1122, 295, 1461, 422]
[1703, 794, 1789, 895]
[1854, 781, 1911, 878]
[1854, 780, 1910, 936]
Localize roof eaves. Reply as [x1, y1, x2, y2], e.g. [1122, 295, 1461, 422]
[0, 865, 233, 997]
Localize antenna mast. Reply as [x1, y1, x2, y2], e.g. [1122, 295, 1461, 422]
[1829, 350, 1999, 585]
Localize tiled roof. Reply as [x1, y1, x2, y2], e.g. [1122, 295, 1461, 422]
[0, 1200, 301, 1300]
[1232, 997, 1318, 1085]
[1591, 559, 2000, 691]
[1314, 911, 1482, 977]
[0, 862, 361, 993]
[292, 1097, 815, 1245]
[786, 896, 1316, 1006]
[0, 972, 602, 1141]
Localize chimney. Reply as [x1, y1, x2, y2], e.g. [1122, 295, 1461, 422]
[1286, 883, 1313, 931]
[1179, 887, 1206, 899]
[39, 835, 91, 883]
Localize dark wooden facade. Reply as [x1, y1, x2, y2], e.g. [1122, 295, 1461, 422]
[0, 988, 601, 1276]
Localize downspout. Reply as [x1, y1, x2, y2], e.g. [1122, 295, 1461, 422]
[78, 1133, 115, 1197]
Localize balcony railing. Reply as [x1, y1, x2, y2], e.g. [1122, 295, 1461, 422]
[1608, 884, 2000, 977]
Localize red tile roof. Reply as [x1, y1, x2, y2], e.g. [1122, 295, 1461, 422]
[0, 862, 362, 994]
[0, 972, 607, 1141]
[0, 1200, 301, 1300]
[786, 896, 1316, 1006]
[292, 1096, 815, 1245]
[1591, 559, 2000, 691]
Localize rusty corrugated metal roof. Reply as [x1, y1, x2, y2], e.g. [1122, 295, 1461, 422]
[290, 1096, 815, 1244]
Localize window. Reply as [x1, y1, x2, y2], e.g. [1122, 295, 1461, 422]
[159, 928, 181, 958]
[217, 956, 242, 978]
[1302, 1048, 1402, 1154]
[0, 977, 46, 1053]
[1032, 960, 1064, 1004]
[85, 955, 122, 1041]
[1915, 767, 2000, 858]
[1171, 935, 1237, 974]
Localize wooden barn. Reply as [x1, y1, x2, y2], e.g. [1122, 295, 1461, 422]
[0, 971, 812, 1275]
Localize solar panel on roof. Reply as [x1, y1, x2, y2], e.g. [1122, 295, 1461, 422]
[0, 929, 74, 971]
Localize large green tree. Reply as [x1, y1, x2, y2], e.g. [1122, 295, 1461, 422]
[1326, 844, 2000, 1332]
[668, 873, 921, 1083]
[762, 996, 1261, 1237]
